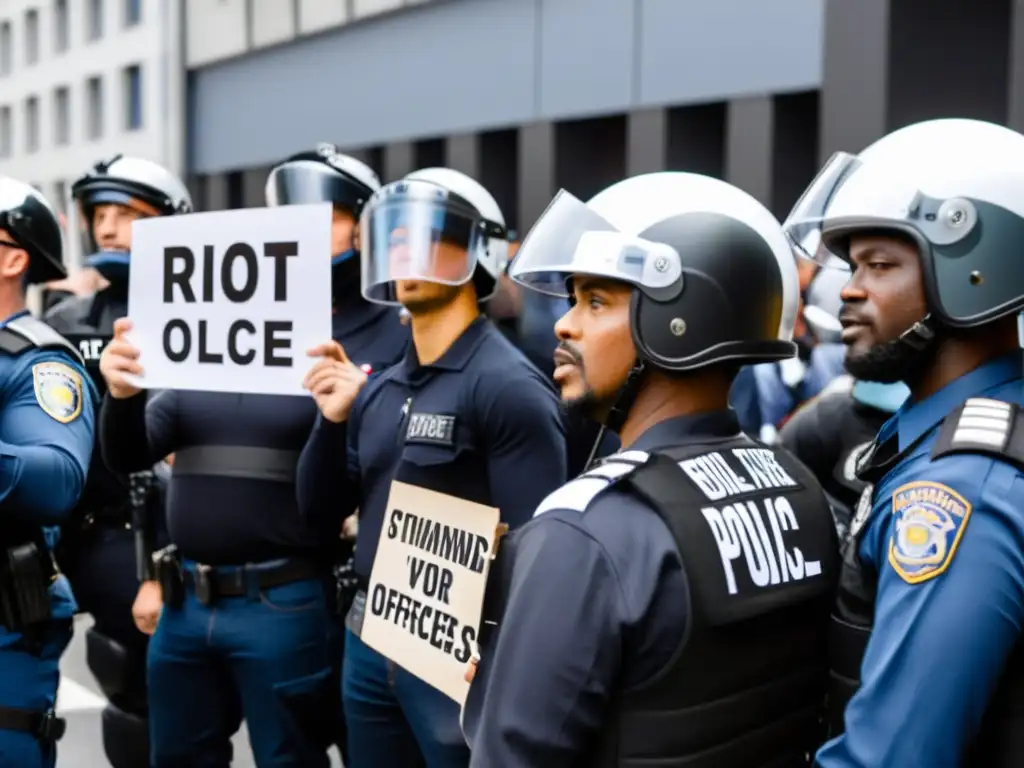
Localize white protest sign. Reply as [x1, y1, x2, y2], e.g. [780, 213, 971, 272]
[125, 203, 332, 396]
[361, 481, 501, 705]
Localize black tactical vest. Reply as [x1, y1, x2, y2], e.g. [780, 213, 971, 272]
[829, 397, 1024, 767]
[591, 436, 840, 768]
[44, 292, 130, 519]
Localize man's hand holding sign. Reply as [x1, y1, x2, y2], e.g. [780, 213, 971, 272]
[112, 204, 332, 396]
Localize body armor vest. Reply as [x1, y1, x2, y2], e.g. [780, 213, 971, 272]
[588, 435, 839, 768]
[829, 397, 1024, 767]
[45, 292, 130, 525]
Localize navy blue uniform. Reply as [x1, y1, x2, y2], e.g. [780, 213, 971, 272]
[99, 304, 406, 767]
[818, 353, 1024, 767]
[297, 316, 567, 767]
[0, 312, 94, 768]
[464, 410, 838, 767]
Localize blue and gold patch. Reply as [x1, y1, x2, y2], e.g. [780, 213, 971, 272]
[32, 362, 83, 424]
[888, 481, 972, 585]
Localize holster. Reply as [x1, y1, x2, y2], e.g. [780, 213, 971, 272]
[0, 540, 57, 633]
[130, 471, 161, 583]
[153, 545, 184, 609]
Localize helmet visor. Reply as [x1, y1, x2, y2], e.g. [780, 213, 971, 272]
[783, 151, 981, 271]
[359, 180, 485, 305]
[508, 189, 683, 298]
[265, 162, 371, 213]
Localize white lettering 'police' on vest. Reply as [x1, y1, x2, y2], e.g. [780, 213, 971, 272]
[679, 448, 820, 595]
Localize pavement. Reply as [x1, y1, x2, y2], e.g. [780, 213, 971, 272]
[55, 615, 344, 767]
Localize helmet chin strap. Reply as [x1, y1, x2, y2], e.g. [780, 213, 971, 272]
[897, 313, 937, 351]
[584, 361, 646, 471]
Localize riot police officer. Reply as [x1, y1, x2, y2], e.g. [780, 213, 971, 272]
[265, 142, 409, 761]
[783, 117, 1024, 767]
[462, 172, 840, 767]
[43, 155, 190, 768]
[96, 148, 405, 768]
[0, 178, 95, 767]
[297, 167, 567, 767]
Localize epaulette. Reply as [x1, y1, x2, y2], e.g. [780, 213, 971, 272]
[0, 316, 85, 367]
[532, 450, 651, 518]
[931, 397, 1024, 473]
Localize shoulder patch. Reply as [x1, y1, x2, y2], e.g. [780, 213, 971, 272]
[888, 481, 972, 585]
[32, 361, 84, 424]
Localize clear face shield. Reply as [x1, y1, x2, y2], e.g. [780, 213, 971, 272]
[360, 180, 499, 305]
[265, 161, 367, 212]
[508, 190, 683, 300]
[782, 151, 981, 272]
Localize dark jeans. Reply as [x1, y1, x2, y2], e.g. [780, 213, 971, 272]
[342, 629, 470, 768]
[148, 568, 335, 767]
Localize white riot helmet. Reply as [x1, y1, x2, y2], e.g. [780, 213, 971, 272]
[265, 143, 381, 216]
[510, 172, 800, 372]
[785, 118, 1024, 329]
[71, 155, 191, 280]
[359, 167, 509, 305]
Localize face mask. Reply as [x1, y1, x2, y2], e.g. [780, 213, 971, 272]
[85, 250, 131, 286]
[331, 250, 361, 300]
[852, 380, 910, 414]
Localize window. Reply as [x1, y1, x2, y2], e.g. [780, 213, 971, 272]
[54, 0, 69, 53]
[25, 96, 39, 153]
[124, 0, 141, 27]
[24, 9, 39, 65]
[52, 180, 67, 214]
[0, 106, 11, 158]
[86, 0, 103, 41]
[53, 86, 70, 145]
[123, 64, 142, 130]
[0, 22, 10, 76]
[85, 76, 103, 139]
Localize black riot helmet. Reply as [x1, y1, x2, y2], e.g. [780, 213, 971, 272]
[265, 143, 381, 216]
[510, 172, 800, 374]
[0, 177, 66, 284]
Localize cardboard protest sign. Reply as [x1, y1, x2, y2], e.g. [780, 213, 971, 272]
[124, 203, 332, 396]
[361, 481, 501, 704]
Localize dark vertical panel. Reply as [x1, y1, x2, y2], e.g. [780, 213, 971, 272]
[384, 141, 414, 181]
[205, 174, 228, 211]
[725, 96, 773, 206]
[887, 0, 1011, 129]
[554, 114, 627, 202]
[819, 0, 890, 160]
[771, 90, 819, 220]
[446, 133, 480, 179]
[479, 128, 519, 233]
[627, 108, 667, 176]
[518, 121, 555, 231]
[226, 171, 244, 209]
[665, 102, 726, 178]
[1007, 0, 1024, 131]
[413, 137, 446, 170]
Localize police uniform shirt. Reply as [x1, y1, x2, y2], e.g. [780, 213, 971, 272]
[296, 315, 567, 582]
[0, 310, 95, 619]
[816, 352, 1024, 768]
[464, 411, 747, 768]
[98, 306, 408, 565]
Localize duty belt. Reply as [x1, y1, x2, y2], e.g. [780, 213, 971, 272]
[184, 558, 320, 605]
[0, 706, 65, 743]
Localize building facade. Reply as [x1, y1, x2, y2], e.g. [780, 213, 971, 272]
[155, 0, 1024, 236]
[0, 0, 187, 267]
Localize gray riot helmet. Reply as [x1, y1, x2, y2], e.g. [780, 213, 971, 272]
[510, 172, 800, 373]
[0, 177, 66, 284]
[265, 143, 381, 216]
[784, 118, 1024, 329]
